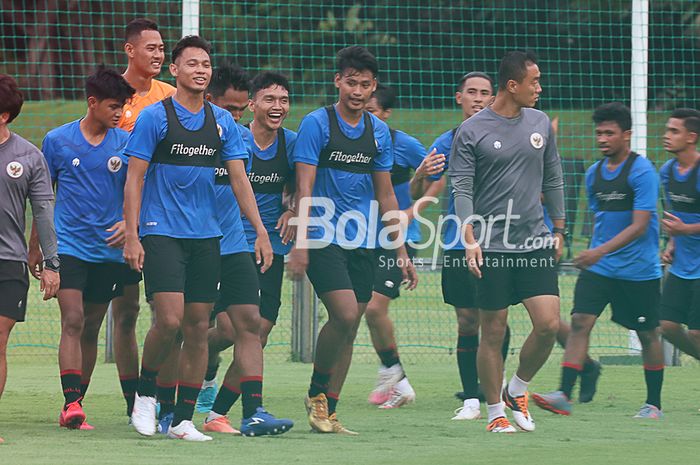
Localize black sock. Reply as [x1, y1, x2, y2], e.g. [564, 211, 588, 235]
[501, 325, 511, 362]
[137, 365, 158, 398]
[327, 392, 339, 415]
[457, 333, 479, 399]
[60, 370, 82, 407]
[241, 377, 263, 419]
[559, 363, 582, 399]
[308, 366, 331, 398]
[172, 382, 200, 428]
[119, 374, 138, 416]
[644, 365, 664, 409]
[211, 383, 241, 417]
[205, 358, 220, 382]
[80, 379, 90, 399]
[377, 346, 401, 369]
[157, 382, 177, 418]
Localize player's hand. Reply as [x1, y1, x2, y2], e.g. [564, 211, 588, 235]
[40, 268, 60, 300]
[123, 235, 145, 272]
[414, 148, 445, 180]
[465, 243, 483, 279]
[255, 230, 274, 274]
[106, 220, 127, 248]
[286, 246, 308, 281]
[275, 210, 296, 245]
[661, 244, 674, 265]
[28, 244, 44, 280]
[661, 211, 689, 236]
[397, 248, 418, 290]
[554, 232, 564, 263]
[574, 247, 604, 269]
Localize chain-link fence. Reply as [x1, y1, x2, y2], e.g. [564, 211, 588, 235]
[2, 1, 698, 363]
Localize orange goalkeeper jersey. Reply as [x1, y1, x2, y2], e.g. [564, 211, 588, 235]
[118, 78, 175, 132]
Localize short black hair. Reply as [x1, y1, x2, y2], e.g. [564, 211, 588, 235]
[336, 46, 378, 77]
[85, 65, 135, 105]
[250, 72, 291, 98]
[125, 18, 159, 43]
[670, 108, 700, 136]
[209, 62, 250, 98]
[0, 74, 24, 124]
[458, 71, 494, 93]
[370, 82, 396, 111]
[171, 35, 211, 64]
[498, 51, 538, 90]
[592, 102, 632, 132]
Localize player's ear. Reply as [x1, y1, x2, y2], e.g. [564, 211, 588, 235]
[0, 111, 9, 125]
[86, 96, 97, 109]
[507, 79, 518, 94]
[169, 62, 178, 78]
[124, 42, 134, 58]
[333, 73, 341, 89]
[371, 78, 377, 93]
[623, 129, 632, 142]
[455, 92, 463, 105]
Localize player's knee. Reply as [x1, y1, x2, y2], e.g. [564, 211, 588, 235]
[660, 320, 679, 337]
[457, 311, 479, 335]
[155, 316, 182, 338]
[571, 314, 594, 334]
[331, 309, 361, 333]
[364, 304, 384, 327]
[115, 308, 139, 333]
[636, 328, 660, 346]
[61, 312, 84, 338]
[534, 317, 559, 340]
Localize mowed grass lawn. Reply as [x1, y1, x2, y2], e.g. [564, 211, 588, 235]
[1, 360, 698, 465]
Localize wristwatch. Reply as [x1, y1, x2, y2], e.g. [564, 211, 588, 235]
[552, 227, 569, 238]
[43, 256, 60, 272]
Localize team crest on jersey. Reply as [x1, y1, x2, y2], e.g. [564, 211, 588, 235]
[6, 161, 23, 178]
[107, 156, 123, 173]
[530, 132, 544, 149]
[72, 158, 80, 167]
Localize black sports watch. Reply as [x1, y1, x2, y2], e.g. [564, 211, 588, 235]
[552, 227, 569, 238]
[43, 256, 60, 272]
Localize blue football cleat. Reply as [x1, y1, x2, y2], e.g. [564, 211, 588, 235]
[157, 412, 174, 435]
[240, 407, 294, 437]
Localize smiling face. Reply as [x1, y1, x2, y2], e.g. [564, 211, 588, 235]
[250, 84, 289, 131]
[595, 121, 630, 158]
[457, 76, 494, 119]
[170, 47, 212, 94]
[334, 68, 377, 115]
[125, 29, 165, 78]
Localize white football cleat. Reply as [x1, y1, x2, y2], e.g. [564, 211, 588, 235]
[368, 364, 404, 405]
[167, 420, 213, 441]
[131, 394, 157, 436]
[379, 378, 416, 409]
[452, 398, 481, 420]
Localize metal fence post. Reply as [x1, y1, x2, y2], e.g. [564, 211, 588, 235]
[292, 275, 316, 363]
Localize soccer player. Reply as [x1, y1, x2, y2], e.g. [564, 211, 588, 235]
[364, 83, 437, 408]
[195, 63, 252, 414]
[533, 102, 664, 419]
[288, 46, 417, 434]
[200, 71, 295, 436]
[450, 52, 565, 433]
[114, 18, 176, 421]
[658, 109, 700, 360]
[0, 74, 59, 444]
[124, 36, 250, 441]
[39, 67, 135, 429]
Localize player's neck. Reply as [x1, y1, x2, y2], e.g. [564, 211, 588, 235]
[80, 116, 108, 146]
[172, 89, 205, 114]
[249, 120, 277, 151]
[123, 67, 154, 96]
[490, 95, 522, 118]
[605, 149, 630, 169]
[334, 102, 363, 126]
[0, 125, 9, 145]
[676, 149, 700, 170]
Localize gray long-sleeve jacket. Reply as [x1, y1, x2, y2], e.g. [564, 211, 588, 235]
[448, 106, 565, 252]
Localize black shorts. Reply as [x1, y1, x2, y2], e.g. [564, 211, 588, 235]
[373, 245, 416, 299]
[0, 260, 29, 322]
[213, 252, 260, 315]
[572, 270, 660, 331]
[306, 245, 375, 304]
[660, 273, 700, 330]
[258, 253, 284, 324]
[59, 254, 127, 304]
[122, 268, 143, 287]
[142, 235, 220, 303]
[477, 249, 559, 311]
[441, 249, 477, 309]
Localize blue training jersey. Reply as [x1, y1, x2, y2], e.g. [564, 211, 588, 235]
[428, 128, 464, 250]
[42, 120, 129, 263]
[242, 127, 297, 256]
[125, 97, 248, 239]
[660, 159, 700, 279]
[390, 129, 426, 244]
[292, 105, 393, 249]
[585, 155, 661, 281]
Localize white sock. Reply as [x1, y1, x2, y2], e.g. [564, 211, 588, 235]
[487, 401, 506, 422]
[508, 374, 529, 397]
[202, 379, 216, 389]
[206, 411, 223, 423]
[395, 377, 412, 394]
[464, 398, 480, 409]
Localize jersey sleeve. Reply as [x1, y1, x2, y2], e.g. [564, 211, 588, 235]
[427, 133, 451, 181]
[372, 120, 393, 172]
[285, 130, 298, 170]
[292, 113, 326, 166]
[396, 131, 427, 170]
[219, 111, 248, 162]
[40, 133, 59, 182]
[630, 159, 659, 211]
[585, 164, 598, 212]
[28, 148, 55, 201]
[659, 160, 672, 207]
[124, 105, 166, 162]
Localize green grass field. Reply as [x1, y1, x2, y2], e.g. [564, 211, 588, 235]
[1, 360, 698, 464]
